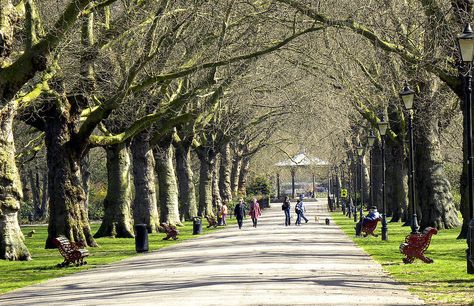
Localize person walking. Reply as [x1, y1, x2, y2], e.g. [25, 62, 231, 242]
[282, 196, 291, 226]
[295, 196, 308, 225]
[249, 198, 262, 228]
[234, 198, 246, 229]
[221, 201, 228, 226]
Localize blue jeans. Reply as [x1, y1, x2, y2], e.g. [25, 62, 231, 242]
[296, 212, 308, 224]
[284, 209, 291, 226]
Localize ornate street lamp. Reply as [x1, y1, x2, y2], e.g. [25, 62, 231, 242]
[457, 23, 474, 274]
[341, 160, 347, 215]
[367, 131, 376, 208]
[378, 116, 389, 241]
[400, 83, 419, 234]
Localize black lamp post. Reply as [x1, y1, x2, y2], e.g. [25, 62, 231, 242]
[457, 24, 474, 274]
[367, 131, 376, 208]
[400, 83, 419, 234]
[378, 116, 389, 241]
[347, 156, 353, 219]
[357, 144, 364, 221]
[353, 150, 358, 223]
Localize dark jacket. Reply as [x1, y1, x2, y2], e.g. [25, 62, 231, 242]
[234, 203, 246, 219]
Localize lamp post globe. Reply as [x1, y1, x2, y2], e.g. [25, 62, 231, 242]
[400, 83, 415, 110]
[378, 116, 388, 241]
[458, 24, 474, 63]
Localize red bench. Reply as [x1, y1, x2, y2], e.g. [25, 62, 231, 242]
[400, 227, 438, 263]
[361, 217, 381, 237]
[52, 236, 89, 267]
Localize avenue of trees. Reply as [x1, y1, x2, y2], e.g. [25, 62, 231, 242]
[0, 0, 472, 261]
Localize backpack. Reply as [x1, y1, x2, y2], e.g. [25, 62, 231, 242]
[282, 202, 289, 210]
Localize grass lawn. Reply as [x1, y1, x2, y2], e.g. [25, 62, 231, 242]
[331, 212, 474, 305]
[0, 218, 236, 295]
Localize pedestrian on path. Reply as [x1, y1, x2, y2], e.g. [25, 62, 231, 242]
[295, 196, 308, 225]
[221, 201, 228, 226]
[282, 196, 291, 226]
[249, 198, 261, 228]
[234, 198, 246, 229]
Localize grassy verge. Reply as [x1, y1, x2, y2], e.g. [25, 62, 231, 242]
[331, 212, 474, 305]
[0, 218, 236, 294]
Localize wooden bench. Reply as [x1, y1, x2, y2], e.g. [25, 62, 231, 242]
[361, 217, 381, 237]
[52, 236, 89, 267]
[205, 215, 218, 228]
[400, 227, 438, 264]
[161, 223, 179, 240]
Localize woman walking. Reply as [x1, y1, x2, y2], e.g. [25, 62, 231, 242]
[249, 198, 262, 228]
[234, 198, 246, 229]
[282, 196, 291, 226]
[221, 201, 228, 226]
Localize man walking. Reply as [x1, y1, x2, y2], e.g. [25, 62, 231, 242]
[234, 198, 246, 229]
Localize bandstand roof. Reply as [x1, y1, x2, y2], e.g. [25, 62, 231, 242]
[275, 152, 329, 168]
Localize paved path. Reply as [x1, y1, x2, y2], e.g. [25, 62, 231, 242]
[1, 200, 424, 305]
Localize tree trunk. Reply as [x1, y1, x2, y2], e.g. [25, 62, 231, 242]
[40, 172, 48, 220]
[230, 154, 241, 196]
[238, 156, 250, 196]
[154, 138, 182, 226]
[415, 116, 461, 229]
[386, 140, 408, 222]
[0, 104, 31, 260]
[198, 151, 215, 217]
[95, 143, 134, 238]
[81, 154, 91, 212]
[131, 133, 160, 232]
[29, 169, 40, 218]
[212, 158, 222, 214]
[219, 142, 232, 202]
[175, 143, 197, 220]
[44, 104, 97, 248]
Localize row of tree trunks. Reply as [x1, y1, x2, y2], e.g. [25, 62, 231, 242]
[385, 140, 408, 223]
[0, 104, 31, 260]
[131, 133, 160, 232]
[175, 142, 197, 221]
[198, 150, 215, 217]
[230, 153, 241, 196]
[94, 142, 134, 238]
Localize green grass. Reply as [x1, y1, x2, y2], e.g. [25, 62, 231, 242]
[331, 212, 474, 305]
[0, 219, 236, 294]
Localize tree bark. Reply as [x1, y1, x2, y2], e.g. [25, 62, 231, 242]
[95, 143, 134, 238]
[238, 156, 250, 196]
[29, 169, 40, 218]
[131, 133, 160, 232]
[81, 153, 91, 212]
[219, 142, 232, 202]
[0, 103, 31, 260]
[154, 137, 182, 226]
[44, 103, 97, 248]
[230, 151, 242, 196]
[414, 115, 461, 229]
[175, 142, 197, 220]
[197, 150, 215, 217]
[212, 158, 222, 213]
[40, 172, 48, 219]
[385, 140, 408, 222]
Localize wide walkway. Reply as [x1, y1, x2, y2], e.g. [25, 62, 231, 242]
[0, 199, 424, 305]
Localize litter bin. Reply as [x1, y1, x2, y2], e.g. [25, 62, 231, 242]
[135, 224, 149, 253]
[193, 217, 202, 235]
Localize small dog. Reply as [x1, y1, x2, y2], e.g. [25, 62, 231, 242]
[325, 218, 330, 225]
[27, 230, 36, 238]
[314, 216, 319, 222]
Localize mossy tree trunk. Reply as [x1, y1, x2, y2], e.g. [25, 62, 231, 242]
[131, 133, 160, 232]
[238, 156, 250, 196]
[219, 142, 232, 203]
[385, 140, 408, 222]
[0, 104, 31, 260]
[44, 102, 97, 249]
[212, 158, 222, 214]
[230, 146, 242, 197]
[95, 142, 134, 238]
[197, 149, 215, 217]
[154, 137, 182, 226]
[414, 113, 461, 229]
[175, 141, 197, 220]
